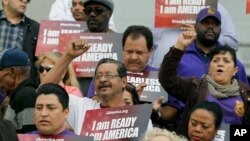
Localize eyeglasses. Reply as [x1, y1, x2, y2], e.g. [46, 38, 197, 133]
[38, 65, 54, 73]
[84, 7, 109, 16]
[94, 73, 120, 80]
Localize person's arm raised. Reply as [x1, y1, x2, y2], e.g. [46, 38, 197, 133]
[40, 39, 91, 85]
[174, 30, 197, 51]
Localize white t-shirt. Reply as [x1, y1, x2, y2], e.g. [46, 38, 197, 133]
[68, 95, 100, 135]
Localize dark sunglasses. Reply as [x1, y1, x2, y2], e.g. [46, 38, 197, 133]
[38, 65, 54, 73]
[84, 8, 109, 16]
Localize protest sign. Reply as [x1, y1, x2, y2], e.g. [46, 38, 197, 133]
[81, 104, 152, 141]
[58, 33, 123, 77]
[155, 0, 217, 28]
[247, 0, 250, 14]
[35, 20, 87, 56]
[127, 71, 168, 102]
[213, 124, 229, 141]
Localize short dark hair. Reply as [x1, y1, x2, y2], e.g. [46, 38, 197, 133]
[122, 25, 153, 51]
[189, 101, 223, 129]
[209, 46, 237, 67]
[125, 82, 140, 104]
[94, 58, 127, 78]
[36, 83, 69, 110]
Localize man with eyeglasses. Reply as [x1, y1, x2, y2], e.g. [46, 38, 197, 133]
[41, 39, 153, 135]
[83, 0, 116, 33]
[0, 0, 40, 84]
[0, 48, 37, 133]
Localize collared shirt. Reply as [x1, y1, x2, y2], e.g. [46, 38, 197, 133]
[0, 11, 25, 51]
[195, 45, 211, 63]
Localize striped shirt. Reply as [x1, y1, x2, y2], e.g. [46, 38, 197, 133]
[0, 11, 25, 51]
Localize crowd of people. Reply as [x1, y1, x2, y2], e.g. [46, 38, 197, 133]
[0, 0, 249, 141]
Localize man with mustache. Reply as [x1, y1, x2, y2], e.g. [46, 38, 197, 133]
[87, 25, 158, 100]
[40, 39, 153, 135]
[86, 25, 165, 128]
[122, 25, 158, 73]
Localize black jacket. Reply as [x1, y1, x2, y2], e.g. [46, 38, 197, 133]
[22, 15, 40, 84]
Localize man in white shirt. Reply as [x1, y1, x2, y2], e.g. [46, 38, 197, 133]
[41, 39, 152, 135]
[49, 0, 117, 31]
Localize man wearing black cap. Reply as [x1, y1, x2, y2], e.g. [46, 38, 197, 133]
[0, 49, 37, 133]
[83, 0, 115, 33]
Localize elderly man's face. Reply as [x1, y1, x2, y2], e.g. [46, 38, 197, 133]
[84, 3, 112, 32]
[94, 63, 126, 100]
[0, 68, 16, 93]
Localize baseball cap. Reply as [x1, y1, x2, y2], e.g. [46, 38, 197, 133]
[196, 8, 221, 23]
[0, 48, 31, 69]
[83, 0, 114, 11]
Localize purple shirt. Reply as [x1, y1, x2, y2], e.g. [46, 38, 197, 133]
[29, 129, 76, 136]
[207, 94, 243, 124]
[177, 42, 248, 83]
